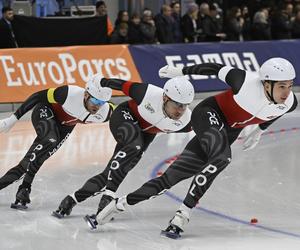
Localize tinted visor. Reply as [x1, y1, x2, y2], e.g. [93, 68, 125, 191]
[89, 96, 106, 106]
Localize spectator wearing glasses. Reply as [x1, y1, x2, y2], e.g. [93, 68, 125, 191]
[0, 74, 114, 210]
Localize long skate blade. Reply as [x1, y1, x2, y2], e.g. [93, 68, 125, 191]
[97, 201, 117, 225]
[160, 229, 181, 239]
[51, 211, 64, 219]
[84, 215, 98, 230]
[10, 203, 28, 210]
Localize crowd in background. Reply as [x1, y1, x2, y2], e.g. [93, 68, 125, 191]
[105, 0, 300, 44]
[1, 0, 300, 48]
[100, 0, 300, 44]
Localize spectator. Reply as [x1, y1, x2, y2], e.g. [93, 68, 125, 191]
[241, 5, 252, 40]
[271, 3, 293, 39]
[96, 1, 113, 36]
[154, 4, 175, 44]
[202, 4, 226, 41]
[198, 2, 210, 22]
[181, 3, 204, 42]
[0, 6, 18, 48]
[292, 9, 300, 38]
[128, 13, 142, 44]
[225, 6, 244, 41]
[115, 10, 129, 29]
[140, 9, 157, 44]
[252, 8, 271, 40]
[110, 22, 128, 44]
[171, 1, 183, 43]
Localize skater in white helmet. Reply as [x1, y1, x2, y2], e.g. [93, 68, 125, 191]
[54, 76, 195, 223]
[0, 74, 114, 209]
[93, 57, 297, 238]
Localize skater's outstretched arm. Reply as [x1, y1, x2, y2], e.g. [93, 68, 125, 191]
[0, 86, 68, 133]
[159, 63, 247, 94]
[100, 78, 148, 105]
[14, 86, 69, 119]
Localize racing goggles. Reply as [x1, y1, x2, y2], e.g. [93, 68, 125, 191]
[89, 96, 106, 106]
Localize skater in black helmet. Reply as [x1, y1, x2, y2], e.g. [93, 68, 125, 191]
[0, 74, 114, 209]
[54, 76, 195, 223]
[93, 57, 297, 238]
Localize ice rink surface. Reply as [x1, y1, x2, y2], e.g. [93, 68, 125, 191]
[0, 106, 300, 250]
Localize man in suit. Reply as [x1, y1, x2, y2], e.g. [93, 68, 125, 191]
[0, 6, 18, 48]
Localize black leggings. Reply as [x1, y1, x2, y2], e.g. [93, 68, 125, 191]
[126, 97, 242, 208]
[0, 103, 74, 191]
[74, 102, 156, 202]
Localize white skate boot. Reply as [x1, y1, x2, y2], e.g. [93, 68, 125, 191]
[84, 196, 126, 230]
[161, 210, 190, 239]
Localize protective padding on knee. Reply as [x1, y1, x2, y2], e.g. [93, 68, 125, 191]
[116, 122, 144, 151]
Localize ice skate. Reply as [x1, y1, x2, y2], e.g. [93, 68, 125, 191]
[11, 187, 31, 210]
[97, 196, 126, 225]
[161, 210, 190, 239]
[84, 214, 98, 230]
[52, 195, 77, 219]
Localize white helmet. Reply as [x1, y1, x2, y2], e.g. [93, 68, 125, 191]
[259, 57, 295, 81]
[85, 73, 112, 101]
[163, 76, 195, 104]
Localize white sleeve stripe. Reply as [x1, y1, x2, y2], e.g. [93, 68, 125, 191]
[218, 66, 234, 83]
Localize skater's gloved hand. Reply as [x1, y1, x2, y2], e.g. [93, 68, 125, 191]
[0, 114, 18, 133]
[100, 77, 109, 87]
[242, 124, 264, 151]
[158, 65, 184, 79]
[87, 73, 108, 88]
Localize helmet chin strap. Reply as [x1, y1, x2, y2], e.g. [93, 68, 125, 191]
[84, 95, 91, 112]
[265, 81, 277, 104]
[162, 99, 171, 118]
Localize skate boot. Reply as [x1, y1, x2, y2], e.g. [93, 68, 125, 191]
[84, 196, 126, 230]
[11, 187, 31, 210]
[161, 210, 190, 239]
[84, 214, 98, 230]
[52, 195, 77, 219]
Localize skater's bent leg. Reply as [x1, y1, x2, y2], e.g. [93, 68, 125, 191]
[183, 157, 231, 208]
[105, 121, 150, 193]
[126, 145, 207, 206]
[74, 166, 111, 202]
[0, 163, 27, 190]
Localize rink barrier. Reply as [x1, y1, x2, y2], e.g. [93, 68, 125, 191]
[1, 40, 300, 103]
[0, 45, 141, 103]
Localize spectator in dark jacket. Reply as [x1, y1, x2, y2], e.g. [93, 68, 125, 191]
[140, 9, 157, 44]
[110, 22, 128, 44]
[0, 7, 18, 48]
[225, 6, 244, 41]
[292, 9, 300, 38]
[241, 5, 252, 41]
[252, 8, 271, 40]
[202, 4, 226, 42]
[171, 1, 183, 43]
[181, 3, 203, 42]
[271, 3, 293, 39]
[128, 13, 142, 44]
[154, 4, 175, 44]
